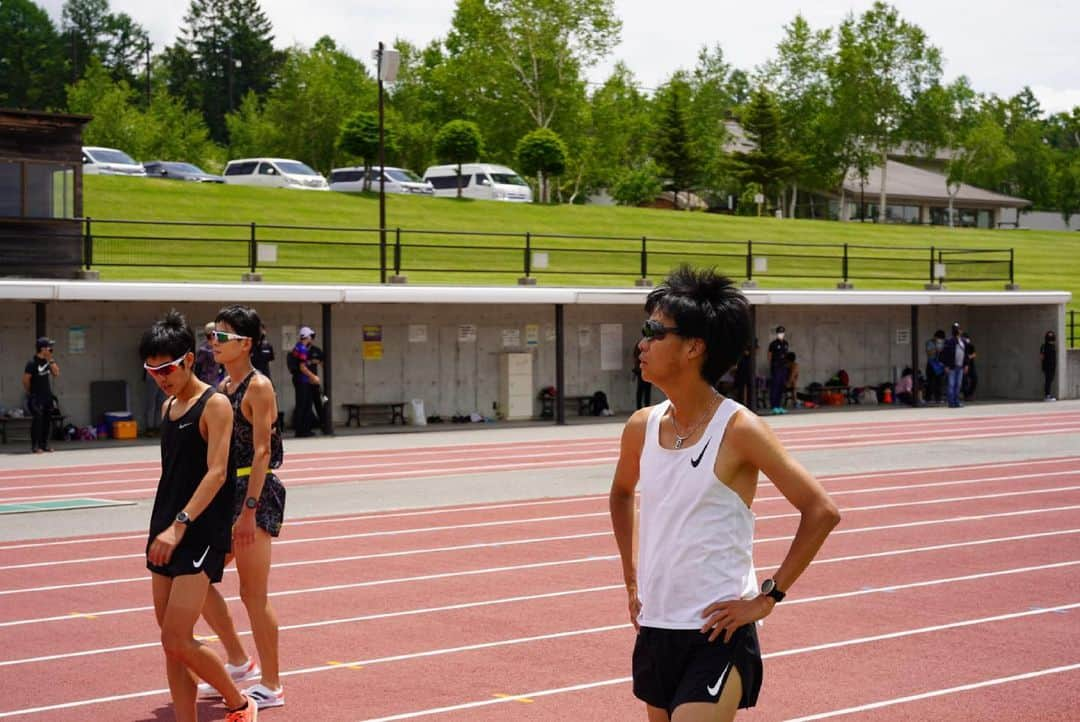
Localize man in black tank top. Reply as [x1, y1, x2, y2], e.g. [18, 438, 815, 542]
[195, 304, 287, 711]
[140, 311, 257, 722]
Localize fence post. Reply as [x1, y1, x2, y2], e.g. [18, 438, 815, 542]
[249, 222, 257, 273]
[746, 240, 753, 281]
[524, 232, 532, 277]
[843, 243, 849, 283]
[928, 245, 936, 286]
[1071, 309, 1076, 349]
[640, 236, 647, 279]
[394, 227, 402, 275]
[83, 217, 92, 270]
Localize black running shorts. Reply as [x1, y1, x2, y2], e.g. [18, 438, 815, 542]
[632, 624, 762, 715]
[146, 541, 227, 583]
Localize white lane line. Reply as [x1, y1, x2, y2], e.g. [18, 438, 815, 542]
[4, 455, 1077, 553]
[783, 663, 1080, 721]
[5, 469, 1078, 572]
[1, 583, 1078, 718]
[784, 425, 1080, 452]
[4, 500, 1079, 600]
[356, 602, 1080, 722]
[3, 529, 1077, 668]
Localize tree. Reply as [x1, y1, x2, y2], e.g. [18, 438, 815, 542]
[164, 0, 281, 142]
[831, 2, 945, 221]
[434, 120, 483, 198]
[61, 0, 148, 85]
[516, 128, 567, 202]
[652, 78, 701, 210]
[0, 0, 68, 110]
[730, 86, 803, 214]
[338, 111, 398, 191]
[611, 161, 662, 207]
[1054, 155, 1080, 228]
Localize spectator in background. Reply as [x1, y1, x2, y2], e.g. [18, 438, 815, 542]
[924, 330, 946, 405]
[785, 352, 799, 407]
[895, 367, 918, 406]
[767, 326, 790, 415]
[733, 341, 755, 408]
[633, 345, 652, 409]
[194, 322, 222, 385]
[306, 334, 328, 432]
[251, 325, 275, 379]
[1041, 330, 1057, 401]
[962, 332, 978, 402]
[142, 364, 166, 437]
[23, 337, 59, 453]
[940, 322, 968, 408]
[288, 326, 319, 437]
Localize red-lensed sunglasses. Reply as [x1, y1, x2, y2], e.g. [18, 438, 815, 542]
[143, 357, 186, 377]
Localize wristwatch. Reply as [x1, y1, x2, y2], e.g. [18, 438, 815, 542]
[761, 578, 786, 603]
[244, 496, 258, 510]
[175, 511, 192, 526]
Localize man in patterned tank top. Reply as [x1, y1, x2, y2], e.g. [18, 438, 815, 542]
[609, 265, 841, 721]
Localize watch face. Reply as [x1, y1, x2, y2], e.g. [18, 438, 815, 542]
[245, 497, 258, 509]
[176, 511, 190, 524]
[761, 578, 776, 595]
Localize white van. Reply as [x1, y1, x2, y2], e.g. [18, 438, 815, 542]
[422, 163, 532, 202]
[329, 166, 434, 195]
[223, 158, 329, 190]
[82, 146, 146, 176]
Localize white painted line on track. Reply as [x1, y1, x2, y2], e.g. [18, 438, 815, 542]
[783, 663, 1080, 721]
[3, 501, 1080, 600]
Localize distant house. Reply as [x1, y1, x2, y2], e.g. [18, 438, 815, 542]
[722, 120, 1030, 227]
[0, 108, 91, 278]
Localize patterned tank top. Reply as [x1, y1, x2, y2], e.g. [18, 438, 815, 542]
[225, 370, 283, 470]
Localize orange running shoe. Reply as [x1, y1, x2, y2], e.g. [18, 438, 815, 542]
[224, 696, 258, 722]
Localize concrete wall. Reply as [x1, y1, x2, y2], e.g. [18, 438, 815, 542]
[0, 298, 1069, 428]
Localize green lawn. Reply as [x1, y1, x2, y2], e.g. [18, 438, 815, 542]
[84, 176, 1079, 314]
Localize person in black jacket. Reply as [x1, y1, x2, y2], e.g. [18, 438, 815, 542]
[1041, 331, 1057, 401]
[939, 322, 969, 408]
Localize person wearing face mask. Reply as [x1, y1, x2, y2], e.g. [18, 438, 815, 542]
[924, 330, 946, 405]
[939, 322, 968, 408]
[1040, 331, 1057, 401]
[767, 326, 789, 415]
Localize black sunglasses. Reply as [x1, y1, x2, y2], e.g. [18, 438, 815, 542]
[641, 319, 681, 341]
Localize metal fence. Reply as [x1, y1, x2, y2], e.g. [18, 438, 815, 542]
[79, 217, 1016, 287]
[1070, 309, 1077, 349]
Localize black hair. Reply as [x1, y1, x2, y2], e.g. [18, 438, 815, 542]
[139, 310, 195, 361]
[215, 304, 262, 342]
[786, 351, 796, 362]
[644, 265, 750, 385]
[934, 329, 946, 339]
[902, 366, 913, 376]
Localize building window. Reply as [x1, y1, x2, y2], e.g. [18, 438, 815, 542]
[0, 160, 76, 219]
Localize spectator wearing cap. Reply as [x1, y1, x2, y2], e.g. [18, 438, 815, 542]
[939, 322, 969, 408]
[288, 326, 320, 437]
[22, 337, 59, 453]
[194, 321, 223, 385]
[767, 325, 790, 414]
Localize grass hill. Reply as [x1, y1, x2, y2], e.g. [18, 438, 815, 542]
[84, 176, 1078, 314]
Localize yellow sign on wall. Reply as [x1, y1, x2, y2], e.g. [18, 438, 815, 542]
[362, 324, 383, 360]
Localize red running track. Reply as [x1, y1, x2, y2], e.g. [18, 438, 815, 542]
[3, 410, 1080, 505]
[0, 444, 1079, 719]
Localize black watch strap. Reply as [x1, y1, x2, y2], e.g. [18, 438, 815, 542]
[761, 578, 786, 603]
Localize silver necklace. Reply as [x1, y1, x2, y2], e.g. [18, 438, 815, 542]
[669, 395, 719, 449]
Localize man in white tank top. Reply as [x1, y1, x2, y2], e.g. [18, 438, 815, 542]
[609, 265, 841, 722]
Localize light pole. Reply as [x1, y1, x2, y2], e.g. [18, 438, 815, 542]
[374, 42, 400, 284]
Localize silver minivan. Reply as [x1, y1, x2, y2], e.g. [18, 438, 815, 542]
[329, 166, 434, 195]
[223, 158, 329, 190]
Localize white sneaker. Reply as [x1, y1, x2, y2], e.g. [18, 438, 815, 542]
[244, 683, 285, 709]
[198, 658, 260, 699]
[1045, 395, 1057, 402]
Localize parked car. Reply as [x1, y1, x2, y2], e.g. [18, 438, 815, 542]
[143, 161, 224, 183]
[329, 166, 434, 195]
[422, 163, 532, 202]
[82, 146, 146, 176]
[222, 158, 329, 190]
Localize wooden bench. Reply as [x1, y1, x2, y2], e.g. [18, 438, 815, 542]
[0, 416, 32, 444]
[343, 402, 406, 427]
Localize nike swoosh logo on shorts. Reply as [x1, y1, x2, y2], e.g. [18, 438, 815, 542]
[192, 546, 210, 569]
[707, 661, 733, 696]
[691, 439, 711, 468]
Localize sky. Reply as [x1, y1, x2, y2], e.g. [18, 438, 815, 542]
[38, 0, 1080, 114]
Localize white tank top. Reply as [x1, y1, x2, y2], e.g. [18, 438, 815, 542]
[636, 397, 759, 629]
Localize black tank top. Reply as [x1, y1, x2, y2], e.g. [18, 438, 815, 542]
[147, 387, 233, 552]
